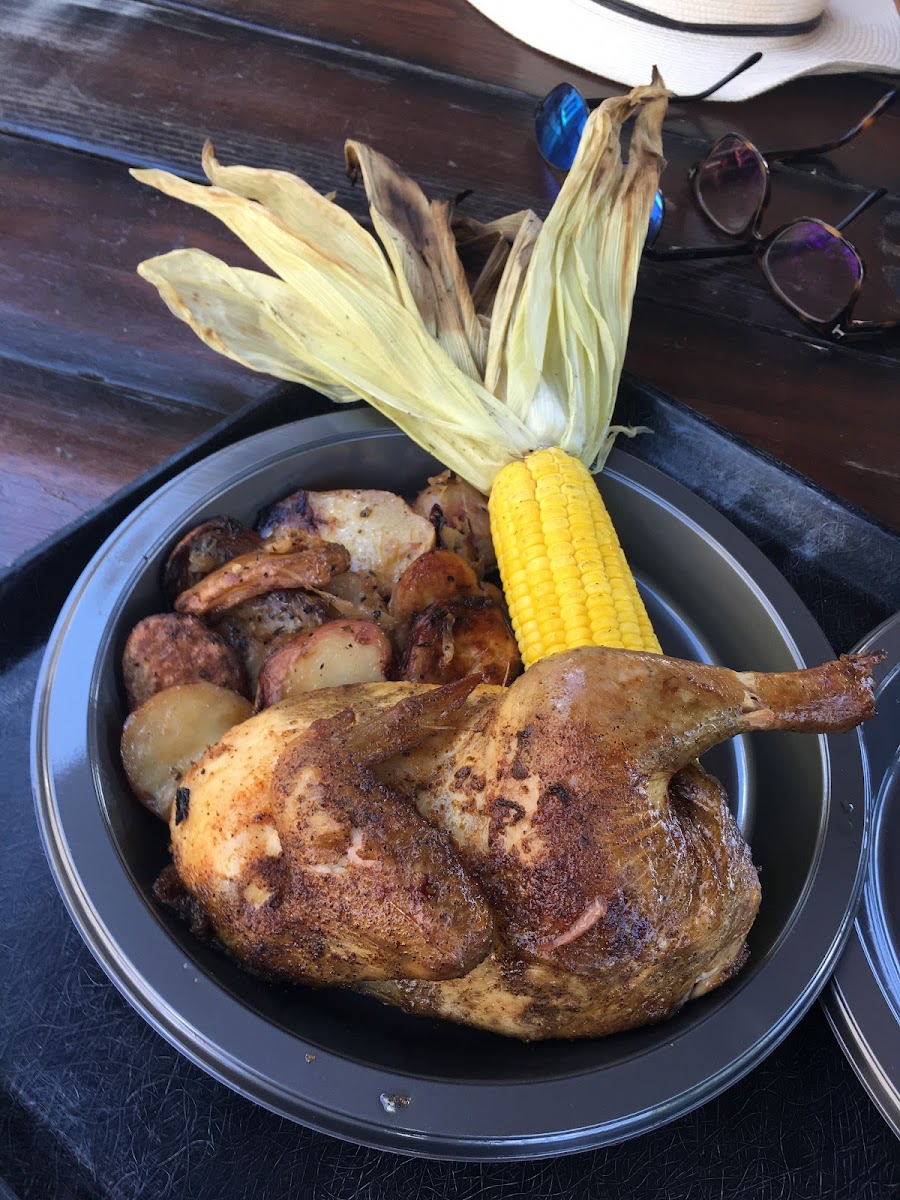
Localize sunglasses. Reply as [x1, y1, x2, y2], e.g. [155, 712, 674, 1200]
[534, 64, 899, 339]
[534, 53, 764, 245]
[644, 91, 898, 339]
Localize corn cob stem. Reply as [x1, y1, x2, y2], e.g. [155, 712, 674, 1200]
[489, 447, 661, 669]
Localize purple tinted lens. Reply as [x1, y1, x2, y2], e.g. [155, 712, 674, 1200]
[762, 220, 862, 325]
[695, 134, 766, 236]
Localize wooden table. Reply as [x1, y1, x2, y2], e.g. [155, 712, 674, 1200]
[1, 6, 900, 1195]
[0, 0, 897, 573]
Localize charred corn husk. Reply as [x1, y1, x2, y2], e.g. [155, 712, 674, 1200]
[132, 73, 670, 667]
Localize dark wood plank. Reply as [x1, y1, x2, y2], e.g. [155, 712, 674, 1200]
[0, 0, 896, 566]
[182, 0, 607, 96]
[5, 304, 889, 572]
[1, 2, 896, 354]
[180, 0, 900, 192]
[625, 302, 899, 531]
[0, 0, 549, 211]
[3, 0, 896, 220]
[0, 133, 270, 408]
[0, 358, 232, 566]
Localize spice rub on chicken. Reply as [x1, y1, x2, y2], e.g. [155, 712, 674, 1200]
[169, 646, 881, 1040]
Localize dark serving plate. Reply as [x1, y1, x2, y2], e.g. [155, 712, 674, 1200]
[31, 408, 871, 1160]
[824, 610, 900, 1138]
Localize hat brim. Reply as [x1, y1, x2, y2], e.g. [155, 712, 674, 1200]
[464, 0, 900, 100]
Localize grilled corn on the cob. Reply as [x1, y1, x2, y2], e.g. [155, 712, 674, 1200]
[490, 448, 660, 668]
[132, 73, 670, 668]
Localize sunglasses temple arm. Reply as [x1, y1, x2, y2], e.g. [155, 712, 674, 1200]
[765, 89, 898, 163]
[835, 187, 888, 231]
[840, 318, 900, 337]
[584, 51, 764, 109]
[644, 243, 754, 262]
[673, 52, 763, 102]
[647, 190, 885, 262]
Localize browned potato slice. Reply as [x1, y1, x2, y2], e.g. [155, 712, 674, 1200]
[174, 537, 350, 617]
[122, 613, 246, 710]
[163, 517, 262, 603]
[256, 620, 392, 707]
[255, 488, 317, 538]
[121, 682, 252, 821]
[411, 470, 495, 578]
[389, 549, 480, 626]
[258, 488, 434, 593]
[480, 580, 509, 619]
[212, 589, 336, 691]
[317, 570, 394, 631]
[399, 596, 522, 686]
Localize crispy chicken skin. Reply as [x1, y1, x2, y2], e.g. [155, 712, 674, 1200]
[170, 647, 881, 1039]
[171, 676, 493, 984]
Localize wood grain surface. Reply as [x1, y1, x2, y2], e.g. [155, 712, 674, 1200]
[0, 0, 897, 568]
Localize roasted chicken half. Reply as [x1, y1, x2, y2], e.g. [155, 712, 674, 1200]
[169, 646, 881, 1040]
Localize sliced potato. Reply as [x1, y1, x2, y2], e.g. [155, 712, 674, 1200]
[257, 488, 434, 593]
[255, 488, 317, 539]
[163, 516, 262, 603]
[174, 537, 350, 617]
[122, 613, 246, 710]
[480, 579, 510, 621]
[317, 569, 394, 631]
[121, 682, 252, 821]
[411, 470, 495, 578]
[212, 588, 336, 691]
[399, 596, 522, 686]
[389, 548, 480, 627]
[256, 619, 392, 707]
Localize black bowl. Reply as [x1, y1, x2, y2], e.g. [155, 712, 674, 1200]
[32, 409, 869, 1159]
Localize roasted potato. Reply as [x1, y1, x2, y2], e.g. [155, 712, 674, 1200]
[318, 569, 394, 632]
[174, 536, 350, 617]
[399, 595, 522, 686]
[163, 517, 262, 603]
[122, 613, 246, 710]
[212, 589, 336, 691]
[411, 470, 495, 578]
[257, 488, 434, 593]
[121, 682, 252, 821]
[389, 548, 481, 628]
[256, 620, 392, 707]
[255, 488, 318, 539]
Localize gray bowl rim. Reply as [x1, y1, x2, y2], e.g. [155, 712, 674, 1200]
[823, 610, 900, 1140]
[31, 409, 869, 1160]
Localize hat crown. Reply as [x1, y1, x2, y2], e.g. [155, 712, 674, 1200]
[622, 0, 825, 27]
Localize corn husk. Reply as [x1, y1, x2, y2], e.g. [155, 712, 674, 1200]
[132, 73, 668, 494]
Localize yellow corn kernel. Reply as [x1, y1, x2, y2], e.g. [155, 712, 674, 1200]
[489, 446, 661, 668]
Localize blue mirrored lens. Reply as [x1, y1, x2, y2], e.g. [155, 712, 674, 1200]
[646, 190, 664, 247]
[536, 85, 664, 248]
[534, 83, 588, 170]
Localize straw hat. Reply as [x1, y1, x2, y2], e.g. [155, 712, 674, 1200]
[463, 0, 900, 100]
